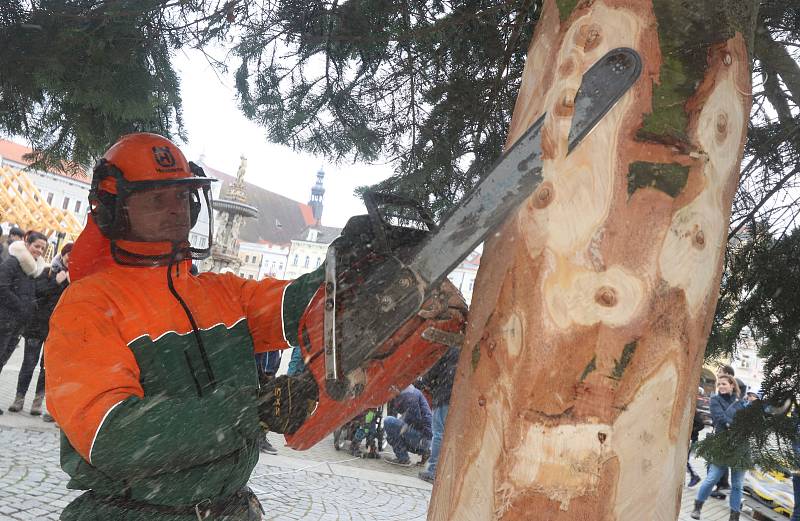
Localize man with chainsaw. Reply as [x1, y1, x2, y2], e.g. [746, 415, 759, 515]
[45, 133, 466, 520]
[44, 133, 327, 520]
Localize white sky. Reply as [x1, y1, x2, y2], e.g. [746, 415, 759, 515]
[173, 48, 394, 228]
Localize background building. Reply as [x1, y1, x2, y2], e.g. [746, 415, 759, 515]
[0, 139, 90, 227]
[284, 225, 343, 279]
[447, 250, 481, 305]
[196, 160, 321, 279]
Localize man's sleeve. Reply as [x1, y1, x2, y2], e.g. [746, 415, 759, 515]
[222, 267, 325, 353]
[45, 296, 256, 478]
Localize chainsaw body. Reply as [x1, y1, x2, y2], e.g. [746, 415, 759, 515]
[284, 199, 466, 450]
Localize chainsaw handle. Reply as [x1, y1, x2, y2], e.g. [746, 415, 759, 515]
[363, 191, 437, 253]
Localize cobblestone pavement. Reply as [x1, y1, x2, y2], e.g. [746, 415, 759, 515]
[0, 344, 763, 520]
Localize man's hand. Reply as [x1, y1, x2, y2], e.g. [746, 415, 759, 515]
[257, 371, 319, 434]
[55, 270, 68, 284]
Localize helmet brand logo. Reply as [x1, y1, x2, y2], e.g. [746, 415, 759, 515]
[152, 146, 177, 169]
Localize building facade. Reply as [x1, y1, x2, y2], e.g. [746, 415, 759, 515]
[284, 226, 342, 279]
[0, 139, 91, 229]
[447, 250, 481, 306]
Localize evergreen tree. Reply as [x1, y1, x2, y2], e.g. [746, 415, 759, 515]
[1, 0, 799, 469]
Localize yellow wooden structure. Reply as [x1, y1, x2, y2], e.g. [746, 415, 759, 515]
[0, 164, 83, 247]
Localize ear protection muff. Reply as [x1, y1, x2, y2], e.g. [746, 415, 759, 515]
[89, 159, 129, 239]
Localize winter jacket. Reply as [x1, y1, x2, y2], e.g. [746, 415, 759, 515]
[416, 346, 459, 409]
[45, 218, 324, 512]
[24, 261, 69, 340]
[0, 240, 46, 334]
[710, 392, 745, 434]
[705, 391, 751, 469]
[0, 237, 16, 264]
[391, 385, 433, 439]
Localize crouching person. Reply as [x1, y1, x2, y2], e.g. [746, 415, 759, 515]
[383, 385, 432, 467]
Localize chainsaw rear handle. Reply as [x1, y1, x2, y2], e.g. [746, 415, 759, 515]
[284, 288, 465, 450]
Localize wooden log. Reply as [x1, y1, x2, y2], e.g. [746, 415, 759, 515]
[428, 1, 757, 519]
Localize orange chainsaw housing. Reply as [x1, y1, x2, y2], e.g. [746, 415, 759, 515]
[284, 287, 465, 450]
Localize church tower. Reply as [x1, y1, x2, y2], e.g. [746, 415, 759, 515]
[308, 167, 325, 224]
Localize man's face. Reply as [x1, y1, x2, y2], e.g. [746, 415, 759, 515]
[62, 252, 70, 268]
[124, 185, 193, 243]
[9, 233, 22, 243]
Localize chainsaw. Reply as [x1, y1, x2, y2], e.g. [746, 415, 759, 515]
[284, 48, 643, 450]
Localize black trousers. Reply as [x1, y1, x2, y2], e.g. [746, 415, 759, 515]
[0, 328, 23, 376]
[15, 337, 45, 398]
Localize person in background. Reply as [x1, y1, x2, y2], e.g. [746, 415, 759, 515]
[0, 226, 25, 264]
[691, 374, 749, 521]
[286, 346, 305, 376]
[255, 350, 282, 455]
[415, 346, 459, 484]
[744, 389, 761, 403]
[8, 242, 72, 420]
[710, 364, 744, 498]
[383, 384, 433, 467]
[0, 231, 48, 414]
[790, 405, 799, 521]
[687, 387, 706, 487]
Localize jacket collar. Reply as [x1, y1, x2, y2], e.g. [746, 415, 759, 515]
[9, 240, 45, 277]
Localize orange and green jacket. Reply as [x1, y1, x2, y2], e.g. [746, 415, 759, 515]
[45, 225, 322, 506]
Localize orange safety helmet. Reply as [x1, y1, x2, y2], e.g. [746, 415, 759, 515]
[88, 133, 217, 264]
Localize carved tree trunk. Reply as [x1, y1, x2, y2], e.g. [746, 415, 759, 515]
[428, 1, 757, 520]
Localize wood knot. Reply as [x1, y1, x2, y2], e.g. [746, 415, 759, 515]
[554, 91, 576, 117]
[558, 58, 576, 77]
[532, 182, 555, 209]
[478, 395, 486, 407]
[575, 23, 602, 52]
[595, 286, 617, 307]
[693, 230, 705, 249]
[716, 113, 728, 138]
[598, 432, 607, 444]
[722, 53, 732, 66]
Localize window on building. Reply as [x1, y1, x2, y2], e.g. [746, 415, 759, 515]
[278, 263, 283, 273]
[293, 255, 299, 266]
[46, 193, 53, 205]
[469, 279, 474, 291]
[74, 200, 82, 213]
[304, 256, 310, 268]
[249, 274, 254, 280]
[62, 197, 70, 210]
[315, 257, 321, 268]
